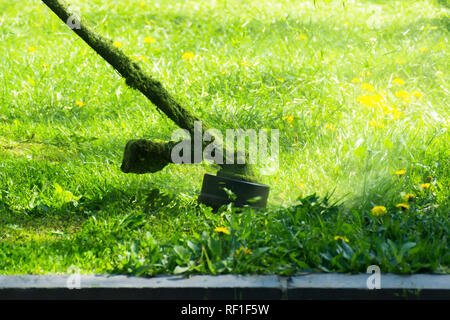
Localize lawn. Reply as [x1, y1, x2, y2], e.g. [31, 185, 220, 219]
[0, 0, 448, 275]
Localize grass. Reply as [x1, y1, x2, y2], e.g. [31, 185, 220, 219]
[0, 0, 448, 275]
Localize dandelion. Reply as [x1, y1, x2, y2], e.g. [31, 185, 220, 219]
[361, 83, 375, 92]
[113, 41, 123, 48]
[356, 94, 385, 108]
[325, 123, 336, 131]
[296, 34, 307, 40]
[403, 193, 415, 202]
[393, 78, 405, 85]
[41, 62, 48, 67]
[214, 227, 230, 235]
[75, 101, 86, 107]
[144, 36, 156, 44]
[28, 46, 36, 53]
[382, 105, 393, 114]
[412, 91, 424, 99]
[392, 108, 402, 119]
[282, 115, 294, 124]
[351, 78, 361, 83]
[140, 1, 145, 7]
[182, 52, 196, 60]
[396, 203, 410, 211]
[395, 58, 406, 64]
[395, 90, 410, 102]
[334, 236, 349, 243]
[132, 55, 149, 62]
[235, 246, 252, 255]
[371, 205, 387, 217]
[395, 169, 406, 176]
[420, 183, 431, 190]
[419, 47, 428, 52]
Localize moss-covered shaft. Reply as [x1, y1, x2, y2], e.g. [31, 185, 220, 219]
[41, 0, 201, 133]
[120, 139, 173, 174]
[121, 139, 258, 182]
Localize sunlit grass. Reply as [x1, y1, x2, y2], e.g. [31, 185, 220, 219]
[0, 0, 448, 274]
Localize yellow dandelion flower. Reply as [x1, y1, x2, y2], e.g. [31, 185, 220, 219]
[325, 123, 336, 131]
[235, 246, 252, 255]
[356, 94, 385, 108]
[393, 78, 405, 85]
[395, 169, 406, 176]
[351, 78, 361, 83]
[282, 115, 294, 124]
[396, 203, 410, 211]
[361, 83, 375, 92]
[392, 108, 402, 119]
[382, 105, 392, 114]
[296, 34, 307, 40]
[420, 183, 431, 190]
[113, 41, 123, 48]
[403, 193, 415, 202]
[28, 46, 36, 53]
[334, 236, 349, 243]
[140, 1, 145, 7]
[182, 52, 196, 60]
[412, 91, 424, 99]
[75, 101, 86, 107]
[144, 36, 156, 44]
[133, 55, 149, 62]
[419, 47, 428, 52]
[395, 58, 406, 64]
[41, 62, 48, 67]
[214, 227, 230, 235]
[371, 206, 387, 217]
[395, 90, 410, 101]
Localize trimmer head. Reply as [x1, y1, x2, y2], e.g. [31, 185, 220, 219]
[198, 173, 270, 210]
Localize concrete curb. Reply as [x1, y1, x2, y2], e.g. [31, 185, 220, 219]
[0, 273, 449, 300]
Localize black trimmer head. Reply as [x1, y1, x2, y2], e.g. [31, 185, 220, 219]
[198, 174, 270, 210]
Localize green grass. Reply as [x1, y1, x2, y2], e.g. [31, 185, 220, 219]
[0, 0, 448, 275]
